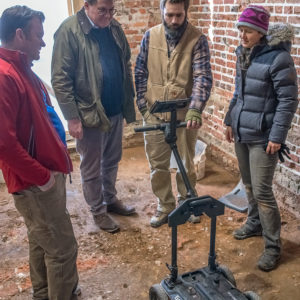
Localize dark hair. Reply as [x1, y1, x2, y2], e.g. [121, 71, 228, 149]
[85, 0, 98, 4]
[0, 5, 45, 43]
[85, 0, 113, 5]
[160, 0, 190, 12]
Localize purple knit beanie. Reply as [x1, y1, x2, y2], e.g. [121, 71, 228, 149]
[236, 5, 270, 35]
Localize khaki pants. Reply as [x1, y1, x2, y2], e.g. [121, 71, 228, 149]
[13, 173, 78, 300]
[144, 113, 197, 213]
[235, 143, 281, 254]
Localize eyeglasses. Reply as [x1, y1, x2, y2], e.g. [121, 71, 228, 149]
[98, 8, 117, 16]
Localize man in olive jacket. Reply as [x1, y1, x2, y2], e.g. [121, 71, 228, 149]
[51, 0, 136, 233]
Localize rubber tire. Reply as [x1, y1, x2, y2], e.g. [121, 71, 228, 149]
[217, 264, 237, 287]
[244, 291, 261, 300]
[149, 284, 169, 300]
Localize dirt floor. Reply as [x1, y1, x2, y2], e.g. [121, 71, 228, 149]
[0, 146, 300, 300]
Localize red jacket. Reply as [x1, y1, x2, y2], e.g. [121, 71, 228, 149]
[0, 48, 73, 193]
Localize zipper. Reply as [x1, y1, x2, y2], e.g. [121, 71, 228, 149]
[35, 74, 73, 178]
[27, 125, 35, 157]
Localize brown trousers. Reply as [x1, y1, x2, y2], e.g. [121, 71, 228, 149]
[13, 173, 78, 300]
[144, 113, 198, 213]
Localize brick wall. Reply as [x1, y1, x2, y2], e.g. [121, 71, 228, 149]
[70, 0, 300, 216]
[187, 0, 300, 217]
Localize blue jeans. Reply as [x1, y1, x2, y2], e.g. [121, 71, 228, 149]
[76, 113, 123, 215]
[235, 142, 281, 255]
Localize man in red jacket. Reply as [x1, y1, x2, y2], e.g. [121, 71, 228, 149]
[0, 6, 79, 300]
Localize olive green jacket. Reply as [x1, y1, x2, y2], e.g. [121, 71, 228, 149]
[51, 8, 136, 131]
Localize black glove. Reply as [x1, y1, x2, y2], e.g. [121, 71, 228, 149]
[278, 144, 291, 163]
[264, 143, 291, 162]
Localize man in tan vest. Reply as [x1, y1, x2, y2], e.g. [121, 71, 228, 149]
[135, 0, 212, 228]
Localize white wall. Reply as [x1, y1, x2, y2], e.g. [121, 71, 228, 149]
[0, 0, 69, 126]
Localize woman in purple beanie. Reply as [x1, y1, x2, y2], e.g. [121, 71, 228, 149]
[224, 5, 298, 272]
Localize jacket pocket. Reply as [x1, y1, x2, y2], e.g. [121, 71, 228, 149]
[77, 101, 101, 128]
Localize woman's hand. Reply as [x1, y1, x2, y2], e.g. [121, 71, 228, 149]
[266, 141, 281, 154]
[225, 126, 234, 143]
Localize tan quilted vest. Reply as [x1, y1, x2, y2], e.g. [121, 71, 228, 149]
[145, 23, 202, 121]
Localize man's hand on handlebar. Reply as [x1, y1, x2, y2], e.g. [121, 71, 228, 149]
[185, 109, 202, 130]
[187, 119, 201, 129]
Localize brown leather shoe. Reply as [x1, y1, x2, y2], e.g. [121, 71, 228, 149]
[93, 213, 120, 233]
[107, 200, 136, 216]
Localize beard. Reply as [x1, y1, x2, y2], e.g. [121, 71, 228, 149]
[163, 18, 188, 40]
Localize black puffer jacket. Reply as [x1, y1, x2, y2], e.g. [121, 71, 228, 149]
[225, 24, 298, 144]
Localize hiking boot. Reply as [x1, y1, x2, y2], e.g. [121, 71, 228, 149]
[257, 251, 281, 272]
[233, 223, 262, 240]
[73, 284, 81, 296]
[150, 211, 170, 228]
[188, 214, 201, 223]
[107, 200, 136, 216]
[93, 213, 120, 233]
[178, 199, 201, 224]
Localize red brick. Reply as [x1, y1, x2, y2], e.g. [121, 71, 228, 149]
[198, 13, 211, 20]
[211, 129, 224, 141]
[226, 30, 238, 37]
[131, 21, 148, 27]
[214, 44, 225, 51]
[288, 16, 300, 24]
[227, 54, 236, 61]
[289, 154, 300, 164]
[139, 8, 147, 14]
[291, 48, 297, 56]
[215, 14, 237, 21]
[212, 116, 224, 126]
[267, 0, 288, 3]
[222, 75, 234, 84]
[226, 61, 235, 69]
[271, 15, 288, 23]
[215, 58, 226, 66]
[133, 34, 143, 42]
[293, 57, 300, 67]
[125, 1, 140, 8]
[214, 73, 221, 81]
[294, 37, 300, 44]
[284, 6, 294, 14]
[294, 164, 300, 173]
[294, 6, 300, 14]
[124, 29, 139, 35]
